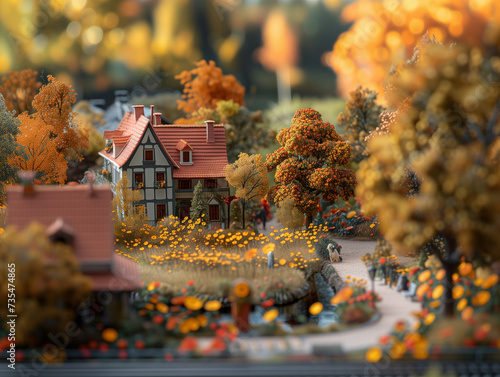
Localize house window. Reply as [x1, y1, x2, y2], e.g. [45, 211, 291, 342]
[156, 204, 166, 221]
[178, 180, 191, 190]
[204, 179, 216, 189]
[209, 205, 220, 221]
[156, 172, 165, 188]
[134, 173, 144, 189]
[180, 151, 192, 164]
[144, 149, 154, 161]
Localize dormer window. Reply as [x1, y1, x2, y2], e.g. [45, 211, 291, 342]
[145, 149, 154, 161]
[180, 150, 192, 165]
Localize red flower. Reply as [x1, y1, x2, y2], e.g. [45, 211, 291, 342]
[379, 258, 386, 264]
[262, 299, 275, 309]
[178, 336, 198, 353]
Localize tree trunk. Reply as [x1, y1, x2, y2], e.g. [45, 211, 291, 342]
[443, 260, 455, 317]
[242, 199, 246, 230]
[306, 213, 314, 228]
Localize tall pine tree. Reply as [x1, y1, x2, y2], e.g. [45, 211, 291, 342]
[190, 181, 207, 224]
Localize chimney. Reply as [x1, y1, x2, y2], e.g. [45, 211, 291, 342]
[205, 120, 215, 143]
[132, 105, 144, 122]
[17, 171, 36, 196]
[150, 105, 155, 124]
[154, 113, 162, 126]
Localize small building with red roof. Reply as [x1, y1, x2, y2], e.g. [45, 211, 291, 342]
[6, 181, 140, 292]
[99, 105, 230, 229]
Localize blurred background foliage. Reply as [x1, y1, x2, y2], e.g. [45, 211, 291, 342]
[0, 0, 346, 111]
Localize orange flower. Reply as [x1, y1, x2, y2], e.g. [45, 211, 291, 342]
[461, 306, 474, 321]
[330, 286, 354, 305]
[233, 281, 251, 298]
[309, 302, 323, 315]
[482, 274, 499, 289]
[244, 248, 258, 261]
[471, 291, 490, 306]
[435, 269, 445, 281]
[204, 300, 222, 311]
[431, 285, 444, 300]
[418, 270, 431, 283]
[365, 346, 383, 363]
[457, 298, 468, 311]
[262, 308, 279, 322]
[416, 283, 430, 298]
[458, 262, 473, 276]
[102, 328, 118, 343]
[452, 285, 464, 300]
[184, 296, 203, 311]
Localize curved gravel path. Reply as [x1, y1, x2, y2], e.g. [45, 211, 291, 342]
[232, 218, 422, 355]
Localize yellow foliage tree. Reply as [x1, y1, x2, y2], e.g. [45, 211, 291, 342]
[224, 153, 268, 229]
[357, 37, 500, 317]
[112, 172, 145, 240]
[0, 223, 91, 347]
[275, 197, 304, 230]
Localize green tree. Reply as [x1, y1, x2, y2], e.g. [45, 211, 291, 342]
[266, 108, 357, 227]
[190, 181, 207, 224]
[0, 94, 24, 203]
[357, 40, 500, 317]
[0, 223, 91, 347]
[337, 87, 385, 163]
[224, 153, 268, 229]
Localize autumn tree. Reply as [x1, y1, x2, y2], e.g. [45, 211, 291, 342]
[32, 75, 89, 159]
[275, 197, 304, 230]
[0, 69, 41, 115]
[337, 87, 385, 163]
[357, 40, 500, 317]
[224, 153, 268, 229]
[9, 114, 68, 184]
[327, 0, 496, 97]
[175, 60, 245, 123]
[0, 94, 24, 202]
[266, 108, 357, 227]
[113, 172, 142, 220]
[190, 181, 208, 224]
[0, 223, 91, 347]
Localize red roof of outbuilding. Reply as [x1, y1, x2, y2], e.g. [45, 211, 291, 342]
[5, 184, 140, 291]
[153, 124, 228, 178]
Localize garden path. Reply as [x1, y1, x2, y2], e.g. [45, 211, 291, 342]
[234, 217, 422, 356]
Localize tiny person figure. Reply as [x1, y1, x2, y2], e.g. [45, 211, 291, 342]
[259, 205, 267, 230]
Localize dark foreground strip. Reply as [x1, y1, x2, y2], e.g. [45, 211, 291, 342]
[5, 360, 500, 377]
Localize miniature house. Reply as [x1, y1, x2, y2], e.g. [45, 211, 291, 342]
[5, 182, 140, 292]
[99, 105, 230, 229]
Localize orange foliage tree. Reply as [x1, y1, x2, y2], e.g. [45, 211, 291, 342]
[32, 75, 88, 159]
[175, 60, 245, 123]
[9, 75, 88, 183]
[266, 108, 357, 226]
[8, 114, 67, 184]
[326, 0, 498, 98]
[0, 69, 41, 115]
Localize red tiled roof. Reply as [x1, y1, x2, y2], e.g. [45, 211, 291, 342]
[153, 124, 228, 178]
[6, 184, 113, 262]
[99, 112, 177, 168]
[113, 135, 130, 146]
[91, 254, 141, 291]
[6, 184, 140, 291]
[176, 139, 193, 151]
[104, 130, 124, 138]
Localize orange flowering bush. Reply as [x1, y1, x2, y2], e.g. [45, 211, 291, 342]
[331, 278, 381, 325]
